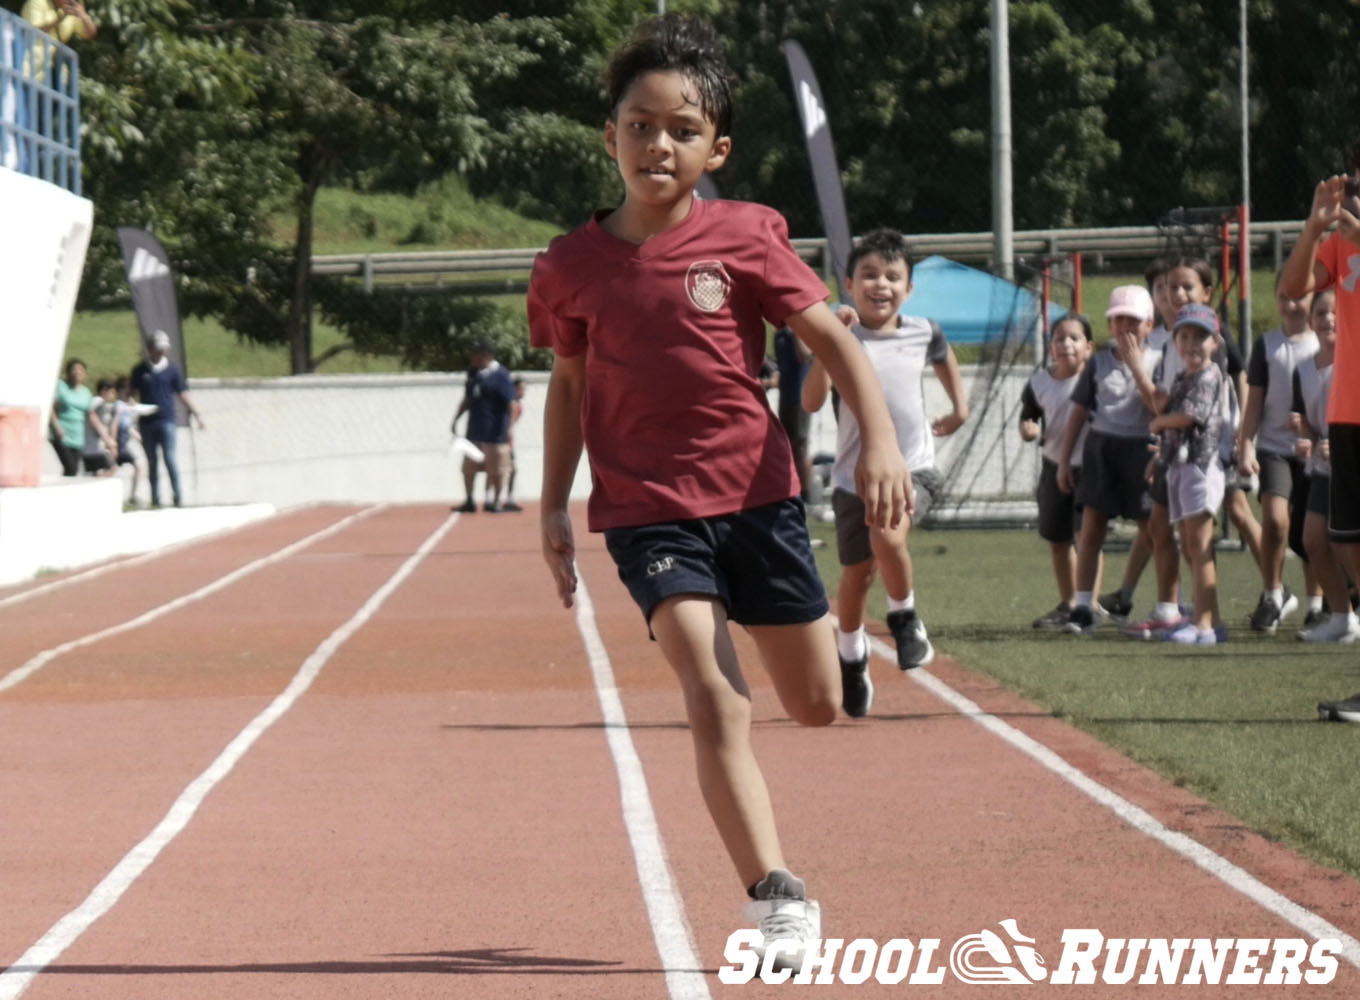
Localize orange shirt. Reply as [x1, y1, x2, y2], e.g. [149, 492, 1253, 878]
[1317, 231, 1360, 423]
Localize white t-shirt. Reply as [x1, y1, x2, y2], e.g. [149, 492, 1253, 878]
[830, 315, 948, 493]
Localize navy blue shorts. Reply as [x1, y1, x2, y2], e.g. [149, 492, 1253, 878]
[603, 498, 830, 628]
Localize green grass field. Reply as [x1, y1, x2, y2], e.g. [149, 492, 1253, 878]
[808, 519, 1360, 882]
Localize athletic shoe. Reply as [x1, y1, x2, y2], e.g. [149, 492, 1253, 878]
[839, 654, 873, 718]
[1196, 625, 1226, 645]
[1302, 607, 1327, 629]
[455, 499, 477, 513]
[501, 501, 523, 512]
[1031, 604, 1072, 630]
[1164, 622, 1201, 644]
[1063, 604, 1099, 635]
[483, 500, 502, 513]
[1298, 613, 1360, 644]
[1248, 589, 1297, 633]
[1120, 612, 1189, 640]
[887, 609, 934, 669]
[743, 870, 821, 972]
[1213, 623, 1229, 643]
[1317, 692, 1360, 723]
[1098, 590, 1133, 621]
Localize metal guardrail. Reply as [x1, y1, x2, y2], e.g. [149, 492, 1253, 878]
[1, 8, 82, 195]
[312, 219, 1307, 292]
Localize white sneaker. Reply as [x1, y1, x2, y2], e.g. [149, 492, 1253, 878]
[1298, 612, 1360, 644]
[741, 896, 821, 972]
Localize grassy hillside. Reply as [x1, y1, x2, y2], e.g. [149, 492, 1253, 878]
[67, 176, 563, 379]
[69, 178, 1289, 379]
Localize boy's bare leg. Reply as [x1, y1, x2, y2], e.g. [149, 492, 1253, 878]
[835, 560, 875, 634]
[869, 518, 912, 602]
[1149, 502, 1181, 605]
[748, 617, 840, 727]
[1259, 493, 1289, 590]
[1228, 488, 1263, 570]
[1304, 512, 1352, 614]
[1075, 509, 1109, 595]
[1050, 542, 1076, 605]
[650, 595, 785, 887]
[1180, 513, 1219, 630]
[1120, 519, 1152, 595]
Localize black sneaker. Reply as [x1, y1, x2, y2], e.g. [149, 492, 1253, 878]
[1063, 604, 1099, 635]
[502, 500, 523, 512]
[1303, 607, 1327, 629]
[886, 609, 934, 669]
[1248, 589, 1297, 633]
[1032, 603, 1072, 630]
[1098, 590, 1133, 622]
[455, 499, 477, 513]
[839, 653, 873, 718]
[483, 500, 502, 513]
[1317, 692, 1360, 723]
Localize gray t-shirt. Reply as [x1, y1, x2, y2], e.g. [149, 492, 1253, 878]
[1071, 340, 1164, 439]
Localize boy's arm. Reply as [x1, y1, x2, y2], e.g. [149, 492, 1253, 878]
[800, 357, 831, 413]
[785, 302, 910, 527]
[540, 353, 586, 608]
[1018, 381, 1042, 442]
[930, 346, 969, 436]
[1149, 412, 1195, 433]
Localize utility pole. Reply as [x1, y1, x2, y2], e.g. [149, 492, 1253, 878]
[1238, 0, 1251, 353]
[990, 0, 1014, 281]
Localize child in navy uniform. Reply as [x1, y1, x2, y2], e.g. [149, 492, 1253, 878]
[528, 14, 909, 965]
[1020, 313, 1094, 628]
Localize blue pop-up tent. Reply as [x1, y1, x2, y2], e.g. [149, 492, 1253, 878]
[903, 255, 1069, 345]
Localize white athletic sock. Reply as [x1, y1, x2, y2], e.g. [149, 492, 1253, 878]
[1309, 595, 1325, 613]
[837, 627, 867, 662]
[1155, 602, 1180, 621]
[887, 591, 915, 613]
[1267, 587, 1284, 606]
[1074, 590, 1093, 609]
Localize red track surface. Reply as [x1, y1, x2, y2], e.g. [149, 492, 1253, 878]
[1, 503, 1356, 998]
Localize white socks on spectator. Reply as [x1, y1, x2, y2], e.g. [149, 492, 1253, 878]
[1074, 590, 1093, 609]
[887, 592, 915, 612]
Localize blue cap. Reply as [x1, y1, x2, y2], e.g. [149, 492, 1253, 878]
[1174, 303, 1219, 336]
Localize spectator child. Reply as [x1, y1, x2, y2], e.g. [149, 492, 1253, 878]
[801, 228, 968, 715]
[1149, 305, 1229, 644]
[527, 13, 909, 961]
[1238, 277, 1321, 631]
[1020, 313, 1095, 628]
[1291, 290, 1359, 642]
[1058, 285, 1163, 634]
[82, 377, 120, 477]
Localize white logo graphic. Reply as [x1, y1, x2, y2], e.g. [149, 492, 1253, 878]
[949, 919, 1047, 985]
[646, 557, 675, 577]
[798, 80, 826, 140]
[685, 260, 731, 313]
[127, 246, 170, 283]
[1341, 251, 1360, 293]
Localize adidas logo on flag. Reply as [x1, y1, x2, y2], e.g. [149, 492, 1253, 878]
[798, 81, 826, 140]
[128, 246, 171, 283]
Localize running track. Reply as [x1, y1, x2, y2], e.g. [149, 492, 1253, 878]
[1, 503, 1357, 998]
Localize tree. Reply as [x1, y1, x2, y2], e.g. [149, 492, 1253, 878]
[79, 1, 561, 373]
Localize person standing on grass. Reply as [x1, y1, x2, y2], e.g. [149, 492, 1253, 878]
[1020, 313, 1096, 629]
[1281, 145, 1360, 722]
[131, 329, 205, 509]
[801, 227, 968, 716]
[1291, 290, 1360, 643]
[1149, 304, 1229, 644]
[528, 13, 908, 965]
[1057, 285, 1163, 635]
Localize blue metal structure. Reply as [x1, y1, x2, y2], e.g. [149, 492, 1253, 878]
[1, 7, 82, 195]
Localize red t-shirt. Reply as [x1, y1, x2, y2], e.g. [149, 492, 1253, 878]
[1316, 231, 1360, 423]
[527, 198, 829, 531]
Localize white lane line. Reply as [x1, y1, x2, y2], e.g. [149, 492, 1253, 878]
[0, 506, 283, 612]
[0, 511, 459, 1000]
[573, 576, 710, 1000]
[871, 635, 1360, 969]
[0, 505, 384, 695]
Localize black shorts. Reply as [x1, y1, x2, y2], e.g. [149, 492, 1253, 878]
[1037, 458, 1083, 543]
[603, 497, 829, 627]
[1076, 431, 1153, 521]
[1307, 474, 1330, 517]
[831, 468, 943, 566]
[1329, 425, 1360, 542]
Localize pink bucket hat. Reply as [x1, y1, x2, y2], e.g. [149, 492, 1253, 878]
[1105, 285, 1154, 322]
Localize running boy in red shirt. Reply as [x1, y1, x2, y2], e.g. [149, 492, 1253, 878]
[527, 14, 909, 962]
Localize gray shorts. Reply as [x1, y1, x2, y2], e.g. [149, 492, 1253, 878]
[832, 468, 941, 566]
[1167, 461, 1225, 525]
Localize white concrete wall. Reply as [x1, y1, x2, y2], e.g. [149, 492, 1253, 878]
[38, 367, 1042, 511]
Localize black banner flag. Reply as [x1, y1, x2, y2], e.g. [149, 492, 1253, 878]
[781, 40, 853, 291]
[116, 226, 188, 388]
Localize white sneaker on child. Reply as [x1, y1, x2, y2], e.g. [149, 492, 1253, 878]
[742, 869, 821, 973]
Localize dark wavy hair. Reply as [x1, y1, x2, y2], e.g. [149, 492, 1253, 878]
[605, 14, 736, 138]
[1053, 312, 1094, 342]
[847, 228, 914, 281]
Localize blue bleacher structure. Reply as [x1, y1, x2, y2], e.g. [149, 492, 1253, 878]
[1, 6, 81, 195]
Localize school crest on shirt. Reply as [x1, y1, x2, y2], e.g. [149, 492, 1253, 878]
[686, 260, 732, 313]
